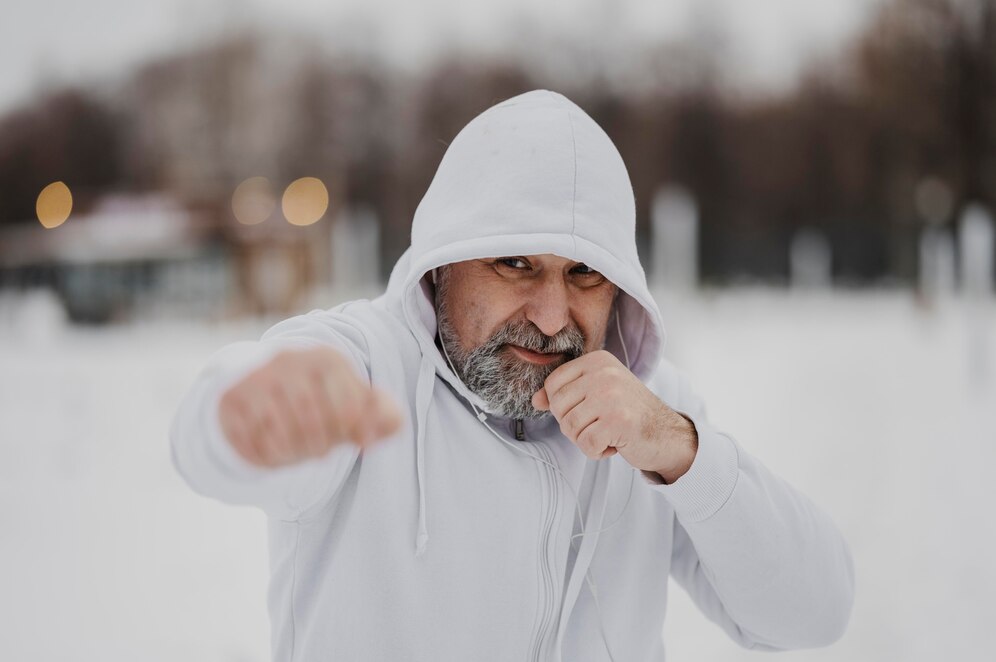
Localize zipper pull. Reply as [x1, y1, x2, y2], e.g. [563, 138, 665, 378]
[514, 418, 525, 441]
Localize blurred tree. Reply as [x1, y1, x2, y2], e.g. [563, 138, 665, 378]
[383, 59, 537, 273]
[845, 0, 995, 278]
[1, 0, 992, 289]
[0, 89, 120, 225]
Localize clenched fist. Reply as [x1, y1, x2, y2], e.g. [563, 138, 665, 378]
[218, 346, 402, 468]
[532, 350, 698, 484]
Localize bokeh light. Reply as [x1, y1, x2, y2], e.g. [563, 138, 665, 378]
[36, 181, 73, 229]
[282, 177, 329, 226]
[232, 176, 277, 225]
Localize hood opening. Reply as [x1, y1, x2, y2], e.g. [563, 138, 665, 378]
[380, 89, 668, 560]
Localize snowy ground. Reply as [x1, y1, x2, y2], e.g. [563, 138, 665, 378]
[0, 288, 993, 661]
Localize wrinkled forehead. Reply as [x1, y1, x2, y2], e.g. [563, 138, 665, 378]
[432, 254, 620, 284]
[421, 262, 623, 306]
[429, 258, 622, 316]
[466, 253, 585, 267]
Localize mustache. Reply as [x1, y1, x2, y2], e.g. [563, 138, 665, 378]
[483, 319, 585, 360]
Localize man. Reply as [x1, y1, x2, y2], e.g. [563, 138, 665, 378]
[170, 89, 854, 661]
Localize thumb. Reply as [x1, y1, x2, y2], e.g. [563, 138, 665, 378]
[532, 387, 550, 411]
[370, 388, 402, 437]
[349, 387, 401, 452]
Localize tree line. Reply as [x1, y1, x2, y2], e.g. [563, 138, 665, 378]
[0, 0, 992, 285]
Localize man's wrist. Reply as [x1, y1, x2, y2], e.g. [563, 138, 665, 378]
[654, 413, 699, 484]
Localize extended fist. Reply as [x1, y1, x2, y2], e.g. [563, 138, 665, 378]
[218, 346, 402, 468]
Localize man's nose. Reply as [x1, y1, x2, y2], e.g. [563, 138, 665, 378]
[524, 277, 571, 337]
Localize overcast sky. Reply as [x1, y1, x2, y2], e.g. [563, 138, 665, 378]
[1, 0, 883, 114]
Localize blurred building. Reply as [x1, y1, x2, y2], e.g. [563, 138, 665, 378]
[0, 194, 226, 322]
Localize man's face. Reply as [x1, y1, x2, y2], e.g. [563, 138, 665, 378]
[434, 254, 618, 419]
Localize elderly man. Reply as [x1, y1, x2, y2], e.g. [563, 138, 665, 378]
[170, 89, 854, 661]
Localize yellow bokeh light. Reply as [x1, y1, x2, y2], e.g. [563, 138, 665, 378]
[232, 176, 276, 225]
[36, 181, 73, 229]
[282, 177, 329, 226]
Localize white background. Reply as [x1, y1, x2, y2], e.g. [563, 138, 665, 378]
[1, 287, 992, 660]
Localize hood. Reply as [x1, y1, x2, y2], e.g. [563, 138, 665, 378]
[381, 89, 667, 559]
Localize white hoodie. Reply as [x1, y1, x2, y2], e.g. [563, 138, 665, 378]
[170, 89, 854, 661]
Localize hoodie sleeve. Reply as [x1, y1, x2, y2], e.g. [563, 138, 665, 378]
[169, 308, 371, 522]
[644, 364, 855, 650]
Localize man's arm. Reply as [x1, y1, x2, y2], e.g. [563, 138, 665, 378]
[528, 347, 853, 648]
[169, 307, 383, 522]
[647, 365, 855, 650]
[643, 411, 698, 484]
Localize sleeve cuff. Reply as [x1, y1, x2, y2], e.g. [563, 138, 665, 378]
[643, 413, 741, 523]
[200, 342, 290, 482]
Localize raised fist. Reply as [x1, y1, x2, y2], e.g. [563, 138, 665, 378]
[218, 346, 402, 467]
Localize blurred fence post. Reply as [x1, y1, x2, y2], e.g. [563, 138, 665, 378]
[958, 204, 994, 385]
[651, 186, 698, 292]
[789, 227, 832, 290]
[959, 204, 994, 299]
[919, 226, 957, 302]
[331, 205, 381, 295]
[251, 242, 297, 315]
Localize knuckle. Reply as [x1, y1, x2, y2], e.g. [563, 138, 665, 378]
[300, 412, 321, 440]
[320, 409, 345, 443]
[331, 415, 356, 444]
[338, 395, 364, 430]
[576, 429, 590, 450]
[262, 414, 291, 455]
[562, 407, 580, 434]
[578, 427, 597, 452]
[317, 346, 348, 371]
[270, 350, 296, 371]
[254, 448, 278, 468]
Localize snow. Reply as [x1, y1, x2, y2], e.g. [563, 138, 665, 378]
[0, 288, 993, 661]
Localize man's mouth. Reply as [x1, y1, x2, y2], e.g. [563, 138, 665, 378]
[507, 344, 566, 366]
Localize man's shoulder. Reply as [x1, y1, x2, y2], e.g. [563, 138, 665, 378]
[312, 296, 414, 346]
[262, 296, 413, 355]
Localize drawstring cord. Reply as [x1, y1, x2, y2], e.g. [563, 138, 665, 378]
[413, 353, 436, 557]
[433, 301, 634, 661]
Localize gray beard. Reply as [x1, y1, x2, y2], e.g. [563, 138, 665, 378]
[435, 284, 586, 420]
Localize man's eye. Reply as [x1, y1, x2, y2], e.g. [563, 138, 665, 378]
[572, 263, 599, 276]
[497, 257, 529, 269]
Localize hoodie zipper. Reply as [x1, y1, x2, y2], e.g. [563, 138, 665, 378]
[515, 418, 559, 662]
